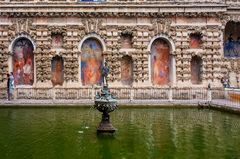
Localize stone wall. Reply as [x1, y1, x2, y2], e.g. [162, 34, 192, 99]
[0, 1, 239, 99]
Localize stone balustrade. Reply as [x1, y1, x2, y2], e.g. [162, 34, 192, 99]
[0, 86, 223, 101]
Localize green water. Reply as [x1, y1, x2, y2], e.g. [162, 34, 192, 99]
[0, 107, 240, 159]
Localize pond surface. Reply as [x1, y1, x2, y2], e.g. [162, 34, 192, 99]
[0, 107, 240, 159]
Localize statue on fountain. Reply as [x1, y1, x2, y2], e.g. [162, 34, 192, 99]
[101, 61, 109, 86]
[94, 61, 118, 133]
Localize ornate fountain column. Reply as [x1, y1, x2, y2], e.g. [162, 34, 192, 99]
[94, 62, 118, 133]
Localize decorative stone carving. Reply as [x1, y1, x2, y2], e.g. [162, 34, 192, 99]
[82, 19, 103, 34]
[12, 18, 33, 34]
[152, 18, 172, 35]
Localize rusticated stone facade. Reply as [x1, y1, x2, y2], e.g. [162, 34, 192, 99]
[0, 0, 240, 100]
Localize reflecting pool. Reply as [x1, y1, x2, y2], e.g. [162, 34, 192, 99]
[0, 107, 240, 159]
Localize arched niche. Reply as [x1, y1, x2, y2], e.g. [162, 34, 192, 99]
[121, 55, 133, 86]
[189, 32, 202, 49]
[51, 33, 63, 48]
[121, 33, 133, 49]
[191, 56, 202, 84]
[51, 56, 64, 86]
[224, 21, 240, 57]
[12, 38, 34, 86]
[151, 38, 171, 85]
[80, 38, 103, 86]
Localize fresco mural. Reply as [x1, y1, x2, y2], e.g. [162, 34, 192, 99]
[121, 34, 133, 49]
[81, 38, 103, 85]
[121, 56, 133, 85]
[51, 56, 64, 86]
[151, 39, 170, 85]
[224, 22, 240, 57]
[13, 38, 34, 85]
[191, 56, 202, 84]
[52, 34, 63, 48]
[189, 33, 202, 48]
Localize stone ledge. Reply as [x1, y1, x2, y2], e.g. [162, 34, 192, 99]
[0, 99, 239, 114]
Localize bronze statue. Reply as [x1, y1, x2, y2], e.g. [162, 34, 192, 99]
[101, 62, 109, 86]
[94, 61, 118, 133]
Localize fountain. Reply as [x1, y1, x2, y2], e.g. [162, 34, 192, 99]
[94, 62, 118, 133]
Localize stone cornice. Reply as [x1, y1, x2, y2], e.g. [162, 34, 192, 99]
[0, 12, 225, 18]
[0, 3, 227, 8]
[0, 4, 226, 18]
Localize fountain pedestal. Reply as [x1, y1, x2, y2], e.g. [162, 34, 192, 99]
[97, 112, 116, 133]
[94, 62, 118, 133]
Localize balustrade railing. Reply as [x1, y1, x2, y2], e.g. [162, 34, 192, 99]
[16, 87, 53, 99]
[0, 86, 211, 101]
[133, 88, 169, 100]
[219, 88, 240, 107]
[55, 88, 92, 100]
[172, 88, 208, 100]
[1, 86, 240, 108]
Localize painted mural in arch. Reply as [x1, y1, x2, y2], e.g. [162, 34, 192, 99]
[224, 22, 240, 57]
[52, 34, 63, 48]
[151, 38, 170, 85]
[51, 56, 64, 86]
[191, 56, 202, 84]
[189, 33, 202, 49]
[121, 56, 133, 86]
[13, 38, 34, 85]
[121, 34, 133, 49]
[81, 38, 103, 85]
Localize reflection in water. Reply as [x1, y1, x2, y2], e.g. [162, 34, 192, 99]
[0, 108, 240, 159]
[97, 134, 115, 159]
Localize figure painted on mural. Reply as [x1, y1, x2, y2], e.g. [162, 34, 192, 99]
[152, 40, 169, 85]
[13, 47, 24, 85]
[81, 39, 103, 85]
[14, 62, 22, 85]
[52, 34, 63, 48]
[225, 33, 235, 57]
[51, 57, 64, 86]
[189, 34, 202, 49]
[13, 39, 34, 85]
[83, 58, 101, 85]
[23, 54, 33, 84]
[228, 33, 234, 42]
[190, 36, 201, 48]
[235, 37, 240, 57]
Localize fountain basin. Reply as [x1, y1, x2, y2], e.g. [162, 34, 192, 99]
[0, 107, 240, 158]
